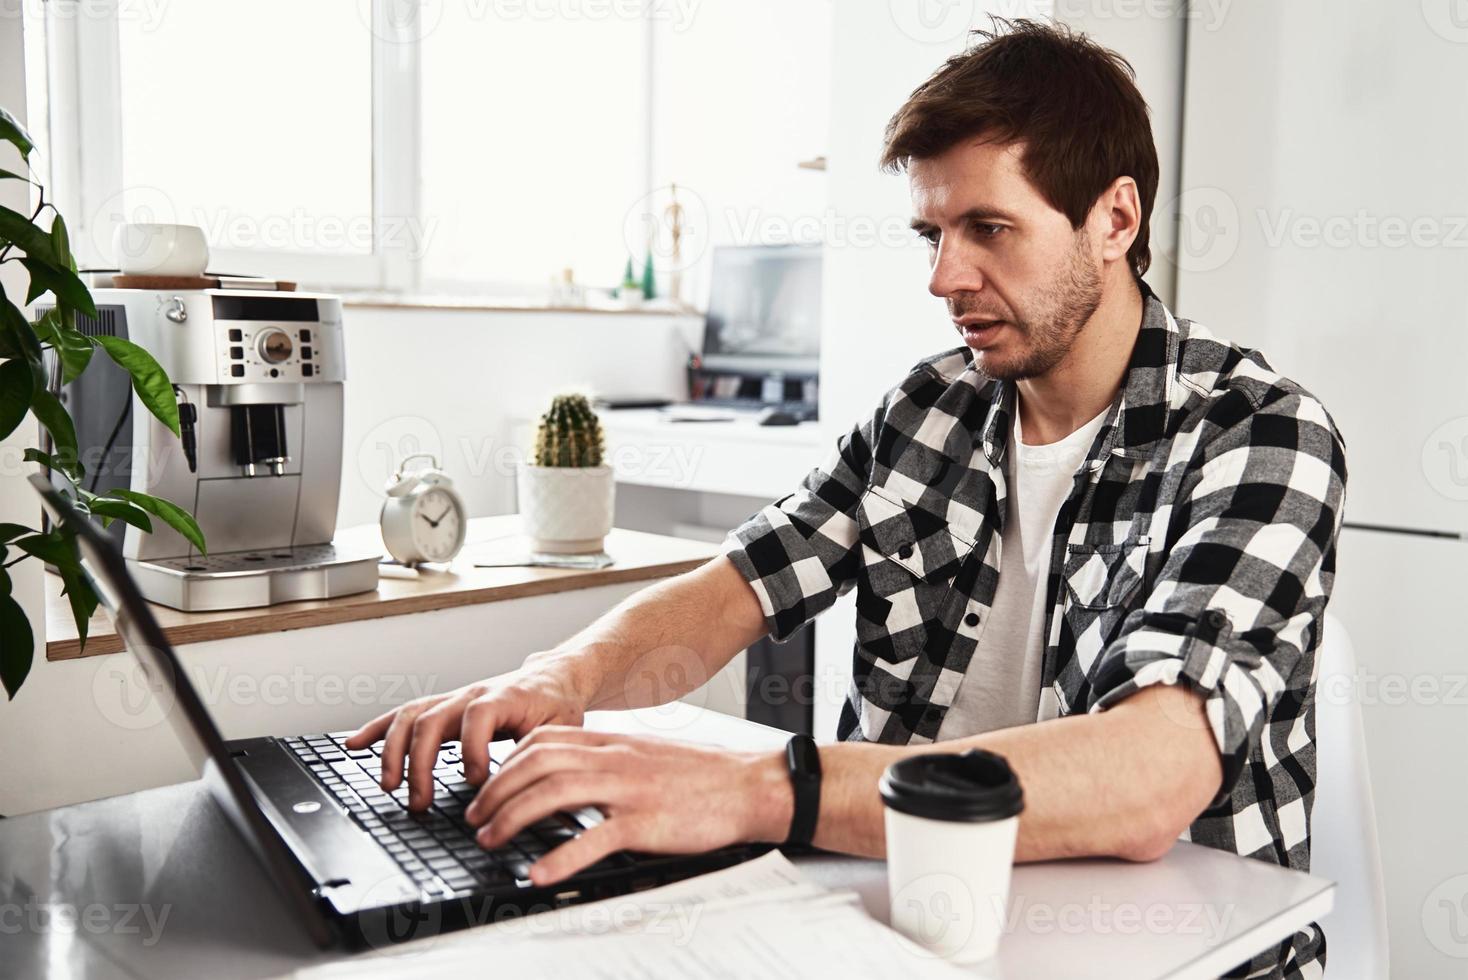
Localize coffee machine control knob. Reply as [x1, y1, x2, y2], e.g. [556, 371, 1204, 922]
[257, 328, 294, 364]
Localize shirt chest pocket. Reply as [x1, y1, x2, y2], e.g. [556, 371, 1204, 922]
[853, 486, 975, 664]
[1061, 536, 1150, 672]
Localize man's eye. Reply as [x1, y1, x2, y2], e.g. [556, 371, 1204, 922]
[973, 222, 1004, 238]
[917, 229, 939, 246]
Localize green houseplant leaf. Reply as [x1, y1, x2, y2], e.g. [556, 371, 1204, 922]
[0, 590, 34, 698]
[0, 358, 33, 441]
[107, 489, 206, 554]
[29, 388, 79, 472]
[0, 293, 45, 367]
[0, 105, 35, 158]
[32, 308, 94, 383]
[94, 335, 180, 436]
[21, 257, 97, 316]
[86, 498, 153, 533]
[0, 203, 53, 261]
[23, 448, 84, 481]
[50, 213, 74, 272]
[0, 523, 32, 543]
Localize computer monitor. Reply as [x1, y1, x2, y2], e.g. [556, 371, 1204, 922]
[693, 245, 822, 413]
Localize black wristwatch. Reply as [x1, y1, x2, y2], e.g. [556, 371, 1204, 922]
[783, 733, 822, 848]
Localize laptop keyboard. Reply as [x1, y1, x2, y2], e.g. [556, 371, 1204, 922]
[283, 732, 594, 898]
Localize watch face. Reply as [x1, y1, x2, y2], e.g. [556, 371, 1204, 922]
[411, 487, 463, 562]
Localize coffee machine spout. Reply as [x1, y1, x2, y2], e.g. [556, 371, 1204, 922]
[231, 403, 291, 477]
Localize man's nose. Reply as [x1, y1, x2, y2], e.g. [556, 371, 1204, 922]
[928, 239, 983, 299]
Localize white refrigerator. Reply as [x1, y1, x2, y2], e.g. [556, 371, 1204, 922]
[1174, 3, 1468, 977]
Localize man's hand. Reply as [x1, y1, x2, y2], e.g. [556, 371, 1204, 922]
[462, 726, 792, 887]
[344, 659, 587, 810]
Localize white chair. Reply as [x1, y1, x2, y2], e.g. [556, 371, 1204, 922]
[1310, 613, 1390, 978]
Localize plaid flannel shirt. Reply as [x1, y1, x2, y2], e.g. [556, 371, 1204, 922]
[722, 288, 1347, 979]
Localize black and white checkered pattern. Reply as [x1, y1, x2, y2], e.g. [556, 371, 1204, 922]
[723, 287, 1346, 980]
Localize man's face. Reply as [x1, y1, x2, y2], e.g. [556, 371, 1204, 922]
[909, 139, 1104, 381]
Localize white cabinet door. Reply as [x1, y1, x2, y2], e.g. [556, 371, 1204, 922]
[1176, 2, 1468, 534]
[1329, 526, 1468, 978]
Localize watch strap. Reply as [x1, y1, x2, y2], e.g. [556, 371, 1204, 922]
[784, 733, 822, 848]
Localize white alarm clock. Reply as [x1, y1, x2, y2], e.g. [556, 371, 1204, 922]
[379, 453, 467, 566]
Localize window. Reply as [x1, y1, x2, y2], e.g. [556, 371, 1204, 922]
[419, 5, 648, 293]
[651, 0, 831, 309]
[116, 2, 373, 257]
[36, 0, 831, 301]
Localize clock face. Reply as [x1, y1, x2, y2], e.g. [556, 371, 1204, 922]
[410, 487, 464, 562]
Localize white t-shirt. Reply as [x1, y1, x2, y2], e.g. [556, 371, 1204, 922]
[935, 402, 1111, 740]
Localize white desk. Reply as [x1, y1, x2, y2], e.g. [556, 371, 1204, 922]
[0, 704, 1333, 979]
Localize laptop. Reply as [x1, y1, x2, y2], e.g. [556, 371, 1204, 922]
[31, 474, 765, 949]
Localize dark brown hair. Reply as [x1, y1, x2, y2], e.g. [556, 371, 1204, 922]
[881, 19, 1159, 277]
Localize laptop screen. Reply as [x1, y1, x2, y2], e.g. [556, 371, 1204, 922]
[28, 474, 335, 945]
[700, 244, 822, 376]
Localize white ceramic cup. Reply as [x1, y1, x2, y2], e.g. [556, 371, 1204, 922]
[880, 749, 1024, 963]
[113, 222, 210, 277]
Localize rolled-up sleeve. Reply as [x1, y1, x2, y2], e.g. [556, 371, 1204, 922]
[722, 395, 888, 642]
[1088, 386, 1348, 803]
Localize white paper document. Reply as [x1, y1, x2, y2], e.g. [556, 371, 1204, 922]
[288, 851, 970, 979]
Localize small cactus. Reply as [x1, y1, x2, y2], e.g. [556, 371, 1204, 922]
[533, 393, 606, 468]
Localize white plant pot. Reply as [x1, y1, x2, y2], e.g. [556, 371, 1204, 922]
[516, 464, 615, 554]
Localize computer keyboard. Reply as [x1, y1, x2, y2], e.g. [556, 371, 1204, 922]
[283, 732, 593, 898]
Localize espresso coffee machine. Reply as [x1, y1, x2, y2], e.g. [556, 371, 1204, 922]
[50, 281, 379, 611]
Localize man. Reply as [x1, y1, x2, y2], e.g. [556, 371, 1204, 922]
[350, 21, 1345, 979]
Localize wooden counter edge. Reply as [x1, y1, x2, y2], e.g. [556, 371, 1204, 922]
[46, 555, 712, 662]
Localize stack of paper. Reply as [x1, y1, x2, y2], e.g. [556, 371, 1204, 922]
[288, 851, 971, 979]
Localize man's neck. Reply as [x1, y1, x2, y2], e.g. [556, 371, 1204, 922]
[1015, 275, 1145, 446]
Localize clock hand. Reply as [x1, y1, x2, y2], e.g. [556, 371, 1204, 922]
[428, 506, 453, 524]
[418, 512, 440, 529]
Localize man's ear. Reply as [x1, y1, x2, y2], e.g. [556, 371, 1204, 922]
[1093, 176, 1141, 266]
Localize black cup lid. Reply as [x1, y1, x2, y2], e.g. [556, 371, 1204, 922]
[878, 749, 1024, 822]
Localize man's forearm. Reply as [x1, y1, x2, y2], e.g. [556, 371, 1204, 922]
[525, 556, 769, 713]
[780, 684, 1222, 862]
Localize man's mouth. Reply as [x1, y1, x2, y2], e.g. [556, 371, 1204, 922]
[954, 317, 1006, 345]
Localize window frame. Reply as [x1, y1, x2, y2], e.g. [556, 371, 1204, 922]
[38, 0, 656, 299]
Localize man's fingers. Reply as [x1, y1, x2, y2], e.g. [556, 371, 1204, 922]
[527, 820, 628, 887]
[502, 724, 619, 764]
[406, 699, 465, 809]
[459, 695, 508, 785]
[478, 772, 626, 849]
[345, 709, 394, 750]
[466, 743, 602, 825]
[378, 700, 433, 792]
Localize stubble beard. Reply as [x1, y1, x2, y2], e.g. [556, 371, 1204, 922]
[961, 234, 1104, 382]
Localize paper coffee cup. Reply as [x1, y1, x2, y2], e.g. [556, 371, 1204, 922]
[879, 749, 1024, 963]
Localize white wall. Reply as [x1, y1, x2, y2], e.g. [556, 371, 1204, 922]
[1054, 1, 1187, 307]
[0, 0, 52, 817]
[337, 305, 702, 528]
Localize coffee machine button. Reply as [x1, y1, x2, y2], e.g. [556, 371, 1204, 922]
[299, 328, 312, 343]
[257, 328, 294, 364]
[230, 364, 245, 378]
[230, 346, 244, 359]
